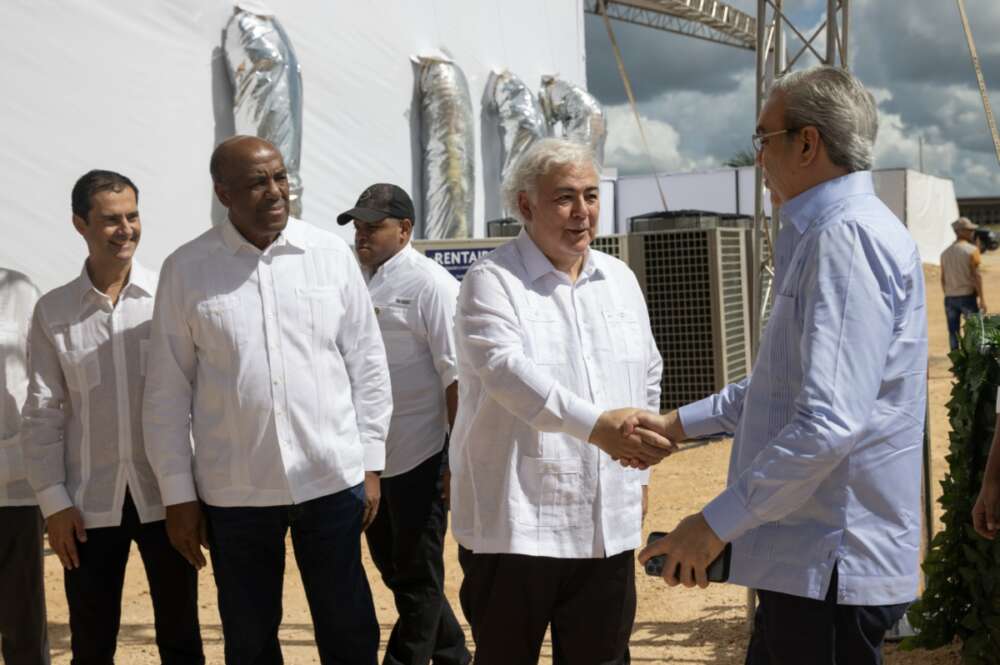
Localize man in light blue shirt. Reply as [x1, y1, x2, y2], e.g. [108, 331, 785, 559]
[633, 65, 927, 664]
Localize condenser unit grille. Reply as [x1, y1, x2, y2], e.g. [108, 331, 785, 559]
[591, 235, 623, 261]
[640, 231, 716, 411]
[719, 230, 749, 385]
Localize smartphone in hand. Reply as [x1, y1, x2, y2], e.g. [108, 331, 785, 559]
[643, 531, 732, 582]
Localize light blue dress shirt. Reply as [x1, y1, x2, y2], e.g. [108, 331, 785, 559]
[679, 171, 928, 605]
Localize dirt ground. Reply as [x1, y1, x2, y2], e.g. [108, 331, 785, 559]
[38, 252, 999, 664]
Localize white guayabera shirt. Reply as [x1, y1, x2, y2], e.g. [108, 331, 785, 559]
[22, 263, 162, 527]
[143, 218, 392, 508]
[450, 230, 662, 559]
[363, 244, 459, 478]
[0, 269, 40, 507]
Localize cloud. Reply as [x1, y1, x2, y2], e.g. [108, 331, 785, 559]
[586, 0, 1000, 196]
[603, 104, 715, 175]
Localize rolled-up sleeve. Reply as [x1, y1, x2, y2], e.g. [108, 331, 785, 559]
[337, 257, 392, 472]
[457, 265, 602, 443]
[22, 305, 73, 518]
[703, 222, 894, 542]
[142, 257, 199, 506]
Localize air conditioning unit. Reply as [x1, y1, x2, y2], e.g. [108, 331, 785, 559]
[626, 212, 752, 412]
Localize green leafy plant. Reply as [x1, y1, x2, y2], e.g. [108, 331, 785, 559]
[904, 314, 1000, 663]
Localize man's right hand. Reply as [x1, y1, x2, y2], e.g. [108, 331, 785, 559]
[47, 506, 86, 570]
[166, 501, 208, 569]
[616, 410, 688, 468]
[589, 408, 676, 466]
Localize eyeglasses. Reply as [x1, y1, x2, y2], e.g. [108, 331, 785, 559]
[751, 127, 798, 152]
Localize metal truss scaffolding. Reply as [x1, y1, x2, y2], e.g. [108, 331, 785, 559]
[583, 0, 756, 50]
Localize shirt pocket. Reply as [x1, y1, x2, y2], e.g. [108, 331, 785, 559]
[297, 286, 343, 350]
[377, 305, 419, 367]
[515, 456, 589, 528]
[58, 346, 102, 393]
[522, 308, 569, 366]
[602, 308, 643, 362]
[195, 295, 247, 350]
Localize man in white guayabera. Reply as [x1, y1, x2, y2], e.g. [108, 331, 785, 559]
[143, 136, 392, 664]
[23, 170, 203, 664]
[450, 137, 673, 664]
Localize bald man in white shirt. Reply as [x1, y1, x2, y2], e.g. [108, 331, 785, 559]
[451, 138, 672, 664]
[144, 136, 392, 664]
[22, 170, 203, 665]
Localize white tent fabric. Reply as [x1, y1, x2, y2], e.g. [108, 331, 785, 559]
[1, 1, 585, 293]
[616, 167, 957, 265]
[873, 169, 959, 266]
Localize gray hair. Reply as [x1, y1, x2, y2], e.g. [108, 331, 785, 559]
[502, 138, 601, 224]
[770, 65, 878, 172]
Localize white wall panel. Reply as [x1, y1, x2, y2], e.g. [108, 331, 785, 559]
[0, 0, 585, 292]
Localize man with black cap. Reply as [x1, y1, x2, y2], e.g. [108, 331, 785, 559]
[338, 184, 470, 665]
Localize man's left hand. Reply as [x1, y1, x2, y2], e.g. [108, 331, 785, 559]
[638, 512, 725, 588]
[362, 471, 381, 531]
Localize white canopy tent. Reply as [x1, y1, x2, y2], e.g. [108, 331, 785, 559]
[1, 0, 586, 293]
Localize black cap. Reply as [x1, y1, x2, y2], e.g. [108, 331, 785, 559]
[337, 183, 415, 225]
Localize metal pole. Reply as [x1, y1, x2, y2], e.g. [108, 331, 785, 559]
[841, 0, 850, 68]
[751, 0, 767, 360]
[747, 0, 770, 627]
[773, 0, 784, 77]
[826, 0, 837, 63]
[956, 0, 1000, 166]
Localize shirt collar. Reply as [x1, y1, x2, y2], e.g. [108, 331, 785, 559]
[365, 243, 413, 282]
[779, 171, 875, 234]
[77, 261, 154, 305]
[220, 216, 305, 255]
[514, 229, 601, 283]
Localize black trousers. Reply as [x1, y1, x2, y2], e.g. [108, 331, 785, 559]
[0, 506, 49, 665]
[745, 567, 910, 665]
[204, 483, 379, 665]
[63, 491, 203, 665]
[365, 450, 470, 665]
[458, 547, 636, 665]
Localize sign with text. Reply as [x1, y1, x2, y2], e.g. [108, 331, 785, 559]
[424, 247, 496, 280]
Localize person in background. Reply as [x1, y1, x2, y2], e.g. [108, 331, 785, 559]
[143, 136, 392, 665]
[338, 183, 471, 665]
[634, 65, 928, 665]
[0, 267, 47, 665]
[450, 137, 672, 664]
[941, 216, 988, 351]
[22, 170, 203, 665]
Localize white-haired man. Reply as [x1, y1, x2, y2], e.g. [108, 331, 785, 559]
[634, 65, 927, 664]
[450, 137, 672, 664]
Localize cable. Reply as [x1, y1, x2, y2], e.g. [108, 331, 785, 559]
[597, 0, 670, 212]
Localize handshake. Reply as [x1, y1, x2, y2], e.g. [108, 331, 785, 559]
[587, 408, 686, 468]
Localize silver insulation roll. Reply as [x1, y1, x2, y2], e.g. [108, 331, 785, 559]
[488, 70, 547, 187]
[540, 76, 607, 164]
[416, 56, 474, 239]
[223, 2, 304, 217]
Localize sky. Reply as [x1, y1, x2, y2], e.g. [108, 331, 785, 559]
[584, 0, 1000, 197]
